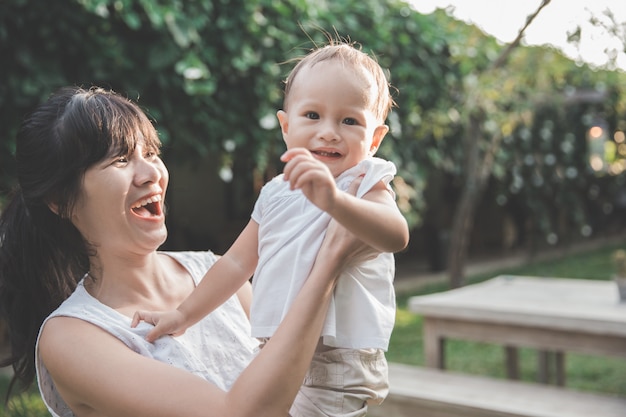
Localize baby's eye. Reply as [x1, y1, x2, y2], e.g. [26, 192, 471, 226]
[343, 117, 357, 126]
[305, 112, 320, 120]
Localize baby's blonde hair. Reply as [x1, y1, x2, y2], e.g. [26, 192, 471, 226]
[283, 41, 395, 122]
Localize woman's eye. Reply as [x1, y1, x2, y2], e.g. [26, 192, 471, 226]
[145, 147, 161, 160]
[114, 156, 129, 164]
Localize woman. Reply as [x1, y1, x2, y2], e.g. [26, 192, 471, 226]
[0, 86, 374, 416]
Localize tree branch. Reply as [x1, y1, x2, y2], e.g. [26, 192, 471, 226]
[490, 0, 552, 70]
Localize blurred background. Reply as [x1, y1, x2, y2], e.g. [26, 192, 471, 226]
[2, 0, 626, 289]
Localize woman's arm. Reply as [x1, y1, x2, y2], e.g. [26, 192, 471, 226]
[40, 317, 227, 417]
[236, 280, 253, 319]
[227, 219, 372, 416]
[39, 219, 373, 417]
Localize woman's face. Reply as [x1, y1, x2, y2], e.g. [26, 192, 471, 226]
[71, 139, 169, 257]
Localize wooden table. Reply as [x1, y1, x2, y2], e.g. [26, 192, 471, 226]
[408, 275, 626, 385]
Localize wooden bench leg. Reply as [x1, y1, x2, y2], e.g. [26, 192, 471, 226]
[538, 350, 550, 383]
[505, 345, 519, 380]
[537, 350, 566, 386]
[423, 319, 446, 369]
[555, 351, 565, 386]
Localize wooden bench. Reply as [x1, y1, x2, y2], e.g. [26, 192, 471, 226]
[368, 363, 626, 417]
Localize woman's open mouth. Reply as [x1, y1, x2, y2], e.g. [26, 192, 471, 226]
[131, 194, 163, 217]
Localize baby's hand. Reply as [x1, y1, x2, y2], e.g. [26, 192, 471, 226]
[281, 148, 337, 212]
[131, 309, 188, 343]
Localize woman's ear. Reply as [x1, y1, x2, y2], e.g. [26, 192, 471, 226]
[370, 124, 389, 155]
[47, 201, 60, 216]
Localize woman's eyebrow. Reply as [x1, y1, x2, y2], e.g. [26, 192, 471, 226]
[104, 144, 129, 158]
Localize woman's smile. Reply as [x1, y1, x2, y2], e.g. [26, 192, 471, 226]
[131, 193, 164, 218]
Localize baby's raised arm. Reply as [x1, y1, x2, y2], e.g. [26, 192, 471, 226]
[132, 220, 260, 341]
[281, 148, 409, 253]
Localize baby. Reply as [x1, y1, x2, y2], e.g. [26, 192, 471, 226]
[133, 41, 409, 416]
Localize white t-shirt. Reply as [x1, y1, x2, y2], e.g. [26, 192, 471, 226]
[35, 250, 258, 417]
[250, 157, 397, 350]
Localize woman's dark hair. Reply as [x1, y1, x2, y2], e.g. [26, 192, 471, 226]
[0, 86, 161, 397]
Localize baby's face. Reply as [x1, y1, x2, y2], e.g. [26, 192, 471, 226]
[277, 60, 388, 177]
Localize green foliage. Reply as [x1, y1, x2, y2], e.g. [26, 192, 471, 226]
[2, 0, 626, 245]
[420, 6, 626, 247]
[487, 47, 626, 242]
[0, 375, 48, 417]
[0, 0, 456, 227]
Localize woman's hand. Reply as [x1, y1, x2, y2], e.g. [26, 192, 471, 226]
[321, 217, 380, 271]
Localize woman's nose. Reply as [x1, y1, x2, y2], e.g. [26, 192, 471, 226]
[135, 157, 164, 185]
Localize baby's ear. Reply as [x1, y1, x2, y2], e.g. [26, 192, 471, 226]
[277, 110, 289, 136]
[370, 124, 389, 155]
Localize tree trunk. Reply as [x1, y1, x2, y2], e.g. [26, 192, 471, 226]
[447, 113, 490, 288]
[447, 180, 480, 288]
[446, 0, 551, 288]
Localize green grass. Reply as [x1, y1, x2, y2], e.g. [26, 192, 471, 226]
[0, 375, 48, 417]
[2, 241, 625, 416]
[388, 241, 626, 396]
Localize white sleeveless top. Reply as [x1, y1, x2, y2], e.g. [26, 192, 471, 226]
[35, 251, 258, 417]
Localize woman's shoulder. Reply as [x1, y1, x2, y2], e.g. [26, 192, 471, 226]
[46, 279, 92, 318]
[39, 313, 107, 351]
